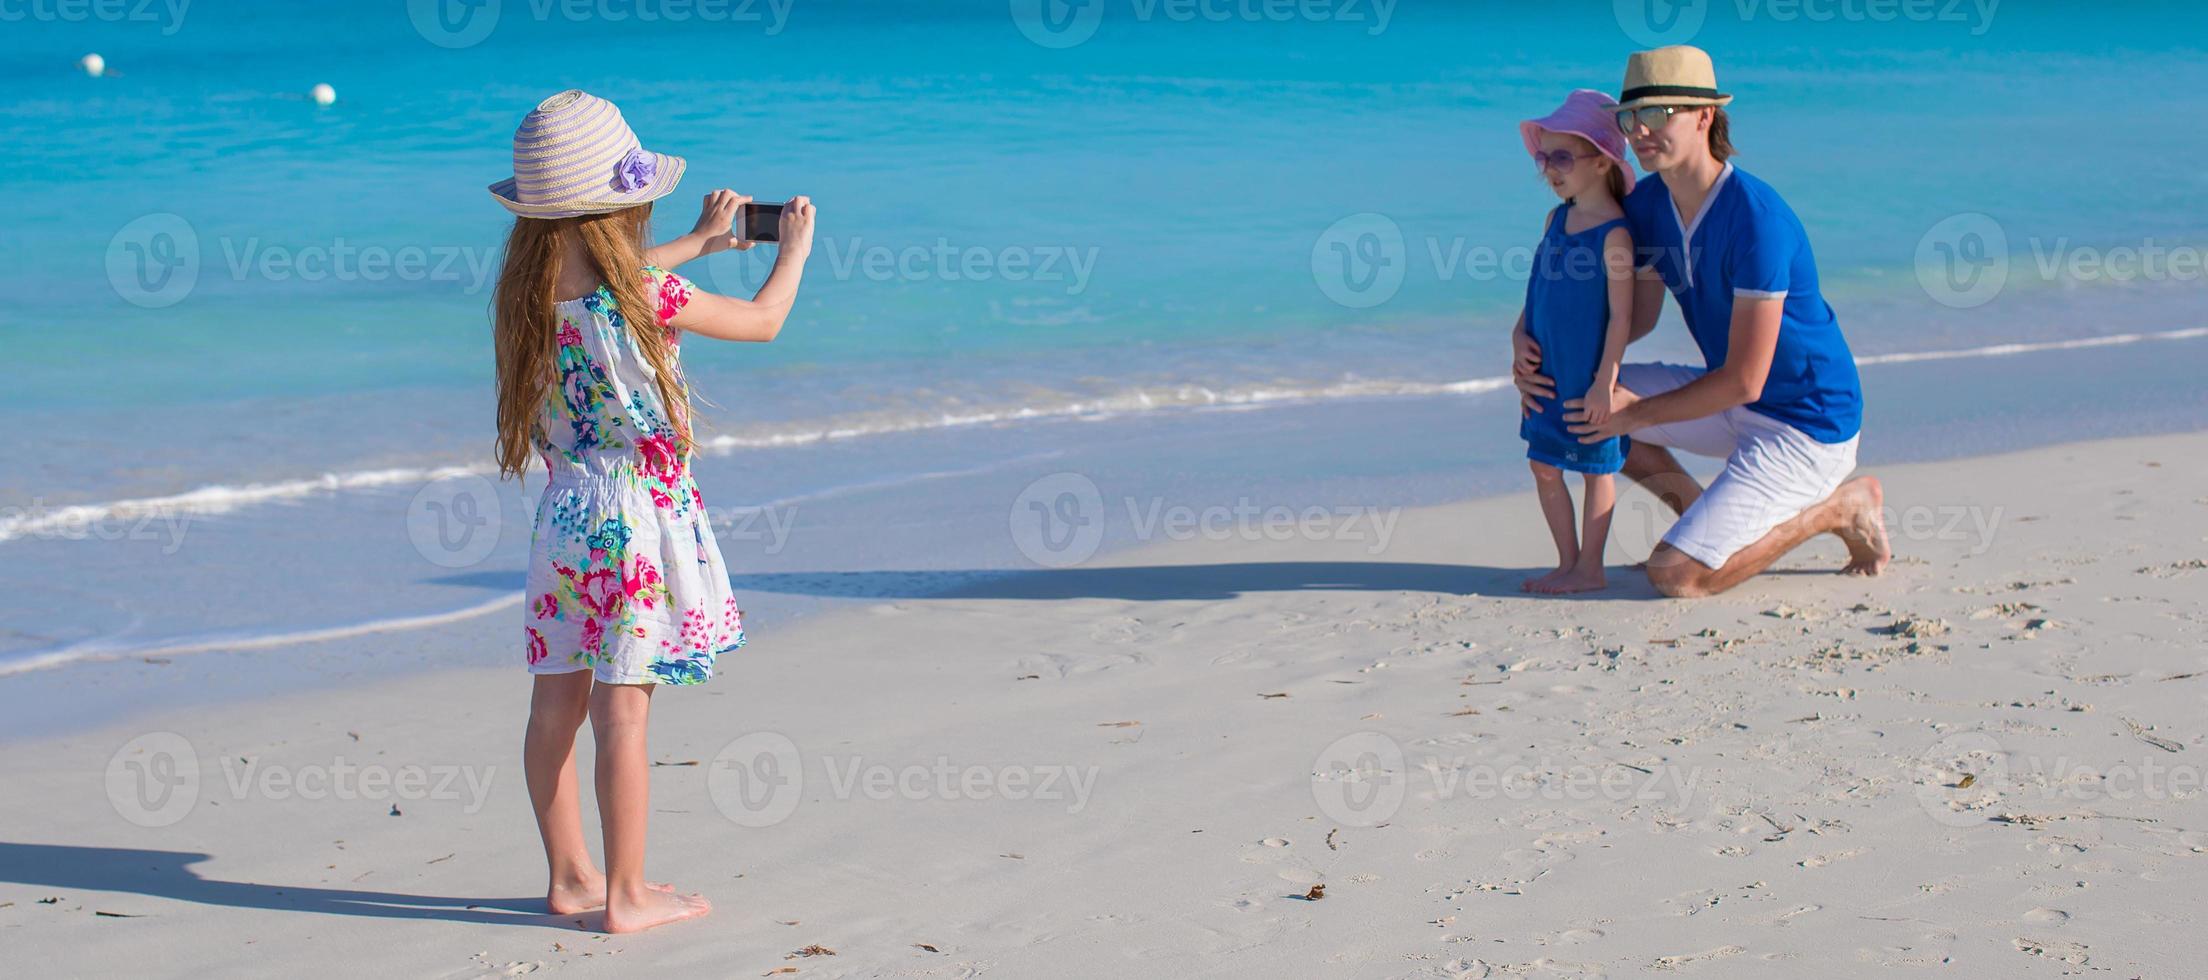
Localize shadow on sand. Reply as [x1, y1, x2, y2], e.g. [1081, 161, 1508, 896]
[422, 562, 1666, 603]
[0, 842, 580, 928]
[19, 570, 1657, 921]
[729, 560, 1663, 603]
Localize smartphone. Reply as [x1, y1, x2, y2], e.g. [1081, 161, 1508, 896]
[740, 202, 785, 243]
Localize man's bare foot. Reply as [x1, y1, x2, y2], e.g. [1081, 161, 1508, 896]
[548, 871, 675, 915]
[1830, 476, 1890, 576]
[603, 885, 712, 934]
[1531, 566, 1607, 594]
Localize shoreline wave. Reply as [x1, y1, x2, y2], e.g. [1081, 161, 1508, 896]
[0, 594, 523, 678]
[3, 326, 2201, 547]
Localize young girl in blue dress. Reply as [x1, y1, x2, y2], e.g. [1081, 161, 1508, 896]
[1511, 90, 1638, 594]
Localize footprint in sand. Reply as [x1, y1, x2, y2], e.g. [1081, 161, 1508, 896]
[1238, 839, 1293, 864]
[1556, 928, 1605, 945]
[1772, 904, 1821, 926]
[1664, 889, 1722, 917]
[1446, 957, 1597, 978]
[2014, 937, 2090, 965]
[2021, 907, 2070, 925]
[1415, 732, 1491, 750]
[1797, 848, 1866, 869]
[1652, 945, 1746, 971]
[1534, 829, 1605, 848]
[1015, 649, 1151, 679]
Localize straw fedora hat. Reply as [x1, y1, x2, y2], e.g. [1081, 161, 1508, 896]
[488, 90, 686, 219]
[1616, 45, 1734, 113]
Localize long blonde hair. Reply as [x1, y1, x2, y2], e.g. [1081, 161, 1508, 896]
[491, 203, 691, 478]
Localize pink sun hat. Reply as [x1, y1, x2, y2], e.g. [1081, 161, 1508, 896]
[1519, 89, 1636, 194]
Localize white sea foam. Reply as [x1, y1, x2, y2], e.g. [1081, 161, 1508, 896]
[0, 594, 524, 677]
[0, 465, 499, 545]
[1850, 326, 2208, 365]
[0, 378, 1514, 544]
[3, 326, 2199, 549]
[694, 374, 1519, 453]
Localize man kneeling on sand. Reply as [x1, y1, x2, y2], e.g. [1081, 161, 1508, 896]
[1512, 46, 1888, 597]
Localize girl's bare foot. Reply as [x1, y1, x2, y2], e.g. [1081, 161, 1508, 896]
[1831, 476, 1890, 576]
[603, 886, 712, 934]
[1522, 566, 1573, 592]
[548, 871, 675, 915]
[1532, 566, 1607, 594]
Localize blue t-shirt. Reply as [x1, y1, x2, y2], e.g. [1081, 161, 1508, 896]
[1622, 164, 1862, 443]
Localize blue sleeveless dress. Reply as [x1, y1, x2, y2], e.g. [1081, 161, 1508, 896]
[1520, 203, 1630, 475]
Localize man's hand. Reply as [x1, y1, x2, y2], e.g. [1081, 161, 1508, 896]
[691, 189, 754, 256]
[1512, 329, 1555, 415]
[1566, 385, 1641, 442]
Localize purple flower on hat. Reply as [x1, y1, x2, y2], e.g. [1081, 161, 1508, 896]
[613, 147, 657, 192]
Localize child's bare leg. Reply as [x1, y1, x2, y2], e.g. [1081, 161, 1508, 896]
[527, 673, 677, 914]
[1546, 473, 1615, 594]
[526, 672, 607, 914]
[591, 681, 711, 934]
[1524, 460, 1579, 593]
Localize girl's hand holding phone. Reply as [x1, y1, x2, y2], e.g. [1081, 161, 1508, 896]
[777, 195, 816, 258]
[691, 189, 754, 255]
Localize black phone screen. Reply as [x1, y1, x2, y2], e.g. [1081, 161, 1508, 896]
[741, 203, 784, 243]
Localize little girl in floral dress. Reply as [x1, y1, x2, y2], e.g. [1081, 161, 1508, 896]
[488, 90, 815, 933]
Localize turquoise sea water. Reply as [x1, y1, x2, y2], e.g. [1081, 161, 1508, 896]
[2, 1, 2206, 691]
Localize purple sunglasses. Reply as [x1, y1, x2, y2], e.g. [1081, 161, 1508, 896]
[1532, 149, 1602, 174]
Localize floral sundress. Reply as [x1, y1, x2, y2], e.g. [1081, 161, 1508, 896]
[523, 266, 743, 685]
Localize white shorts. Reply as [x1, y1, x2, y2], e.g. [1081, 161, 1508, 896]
[1620, 363, 1860, 570]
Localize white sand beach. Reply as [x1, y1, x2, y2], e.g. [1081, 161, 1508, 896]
[4, 431, 2203, 978]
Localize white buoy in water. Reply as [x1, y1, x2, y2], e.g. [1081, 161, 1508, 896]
[81, 53, 106, 77]
[311, 83, 336, 106]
